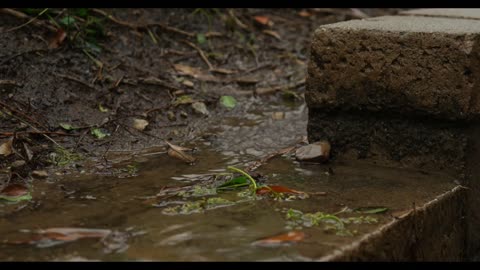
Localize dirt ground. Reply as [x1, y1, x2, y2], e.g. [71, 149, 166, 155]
[0, 8, 403, 189]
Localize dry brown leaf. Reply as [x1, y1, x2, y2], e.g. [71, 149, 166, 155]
[0, 184, 29, 197]
[211, 68, 236, 75]
[165, 141, 192, 152]
[298, 10, 312, 17]
[49, 29, 67, 49]
[0, 139, 13, 156]
[167, 148, 196, 164]
[253, 15, 272, 26]
[262, 30, 281, 40]
[173, 64, 219, 82]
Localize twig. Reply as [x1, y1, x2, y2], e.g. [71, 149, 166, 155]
[242, 63, 273, 74]
[55, 74, 99, 91]
[0, 131, 79, 137]
[91, 8, 195, 37]
[255, 79, 306, 95]
[123, 76, 182, 91]
[0, 107, 62, 149]
[0, 49, 48, 66]
[0, 80, 22, 87]
[74, 128, 90, 150]
[0, 100, 47, 130]
[1, 8, 57, 33]
[182, 40, 214, 70]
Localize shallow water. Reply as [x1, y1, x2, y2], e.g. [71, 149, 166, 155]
[0, 99, 457, 261]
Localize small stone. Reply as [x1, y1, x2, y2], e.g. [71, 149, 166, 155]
[32, 170, 48, 179]
[295, 141, 331, 163]
[167, 111, 176, 121]
[132, 119, 149, 131]
[182, 80, 194, 88]
[272, 112, 285, 120]
[11, 160, 26, 168]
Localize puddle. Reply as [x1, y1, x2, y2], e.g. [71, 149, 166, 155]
[0, 98, 457, 261]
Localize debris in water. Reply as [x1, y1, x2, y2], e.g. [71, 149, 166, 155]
[252, 231, 305, 247]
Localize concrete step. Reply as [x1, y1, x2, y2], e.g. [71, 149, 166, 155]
[307, 8, 480, 260]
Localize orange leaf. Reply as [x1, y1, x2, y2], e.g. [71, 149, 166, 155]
[298, 10, 311, 17]
[253, 15, 270, 26]
[253, 231, 305, 246]
[256, 185, 305, 195]
[49, 29, 67, 49]
[0, 184, 29, 197]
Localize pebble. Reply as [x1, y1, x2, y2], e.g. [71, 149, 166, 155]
[295, 141, 331, 163]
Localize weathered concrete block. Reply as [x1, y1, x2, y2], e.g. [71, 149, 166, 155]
[307, 16, 480, 120]
[400, 9, 480, 20]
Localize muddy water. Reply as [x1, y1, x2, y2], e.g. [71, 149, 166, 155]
[0, 98, 457, 261]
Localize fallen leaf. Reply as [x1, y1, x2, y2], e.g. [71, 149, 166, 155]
[182, 80, 194, 88]
[0, 139, 13, 156]
[173, 95, 195, 106]
[197, 33, 207, 44]
[23, 143, 33, 161]
[253, 15, 272, 26]
[168, 148, 196, 164]
[98, 104, 109, 113]
[211, 68, 236, 75]
[132, 119, 149, 131]
[0, 184, 32, 202]
[354, 207, 389, 214]
[59, 16, 76, 27]
[252, 231, 305, 246]
[91, 128, 109, 139]
[32, 170, 48, 179]
[219, 95, 237, 110]
[49, 28, 67, 49]
[262, 30, 281, 40]
[217, 176, 249, 190]
[166, 141, 196, 164]
[59, 123, 76, 131]
[173, 64, 219, 82]
[298, 10, 312, 17]
[256, 185, 306, 195]
[165, 141, 192, 152]
[271, 112, 285, 120]
[191, 102, 209, 116]
[38, 228, 111, 242]
[11, 160, 26, 168]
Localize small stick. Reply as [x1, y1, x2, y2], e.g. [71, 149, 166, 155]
[55, 74, 99, 91]
[255, 79, 305, 95]
[182, 40, 214, 70]
[1, 8, 57, 33]
[0, 80, 22, 87]
[0, 131, 79, 137]
[91, 8, 195, 37]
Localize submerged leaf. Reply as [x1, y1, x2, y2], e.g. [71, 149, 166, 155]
[256, 185, 306, 195]
[353, 207, 389, 214]
[0, 184, 32, 202]
[219, 96, 237, 109]
[252, 231, 305, 247]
